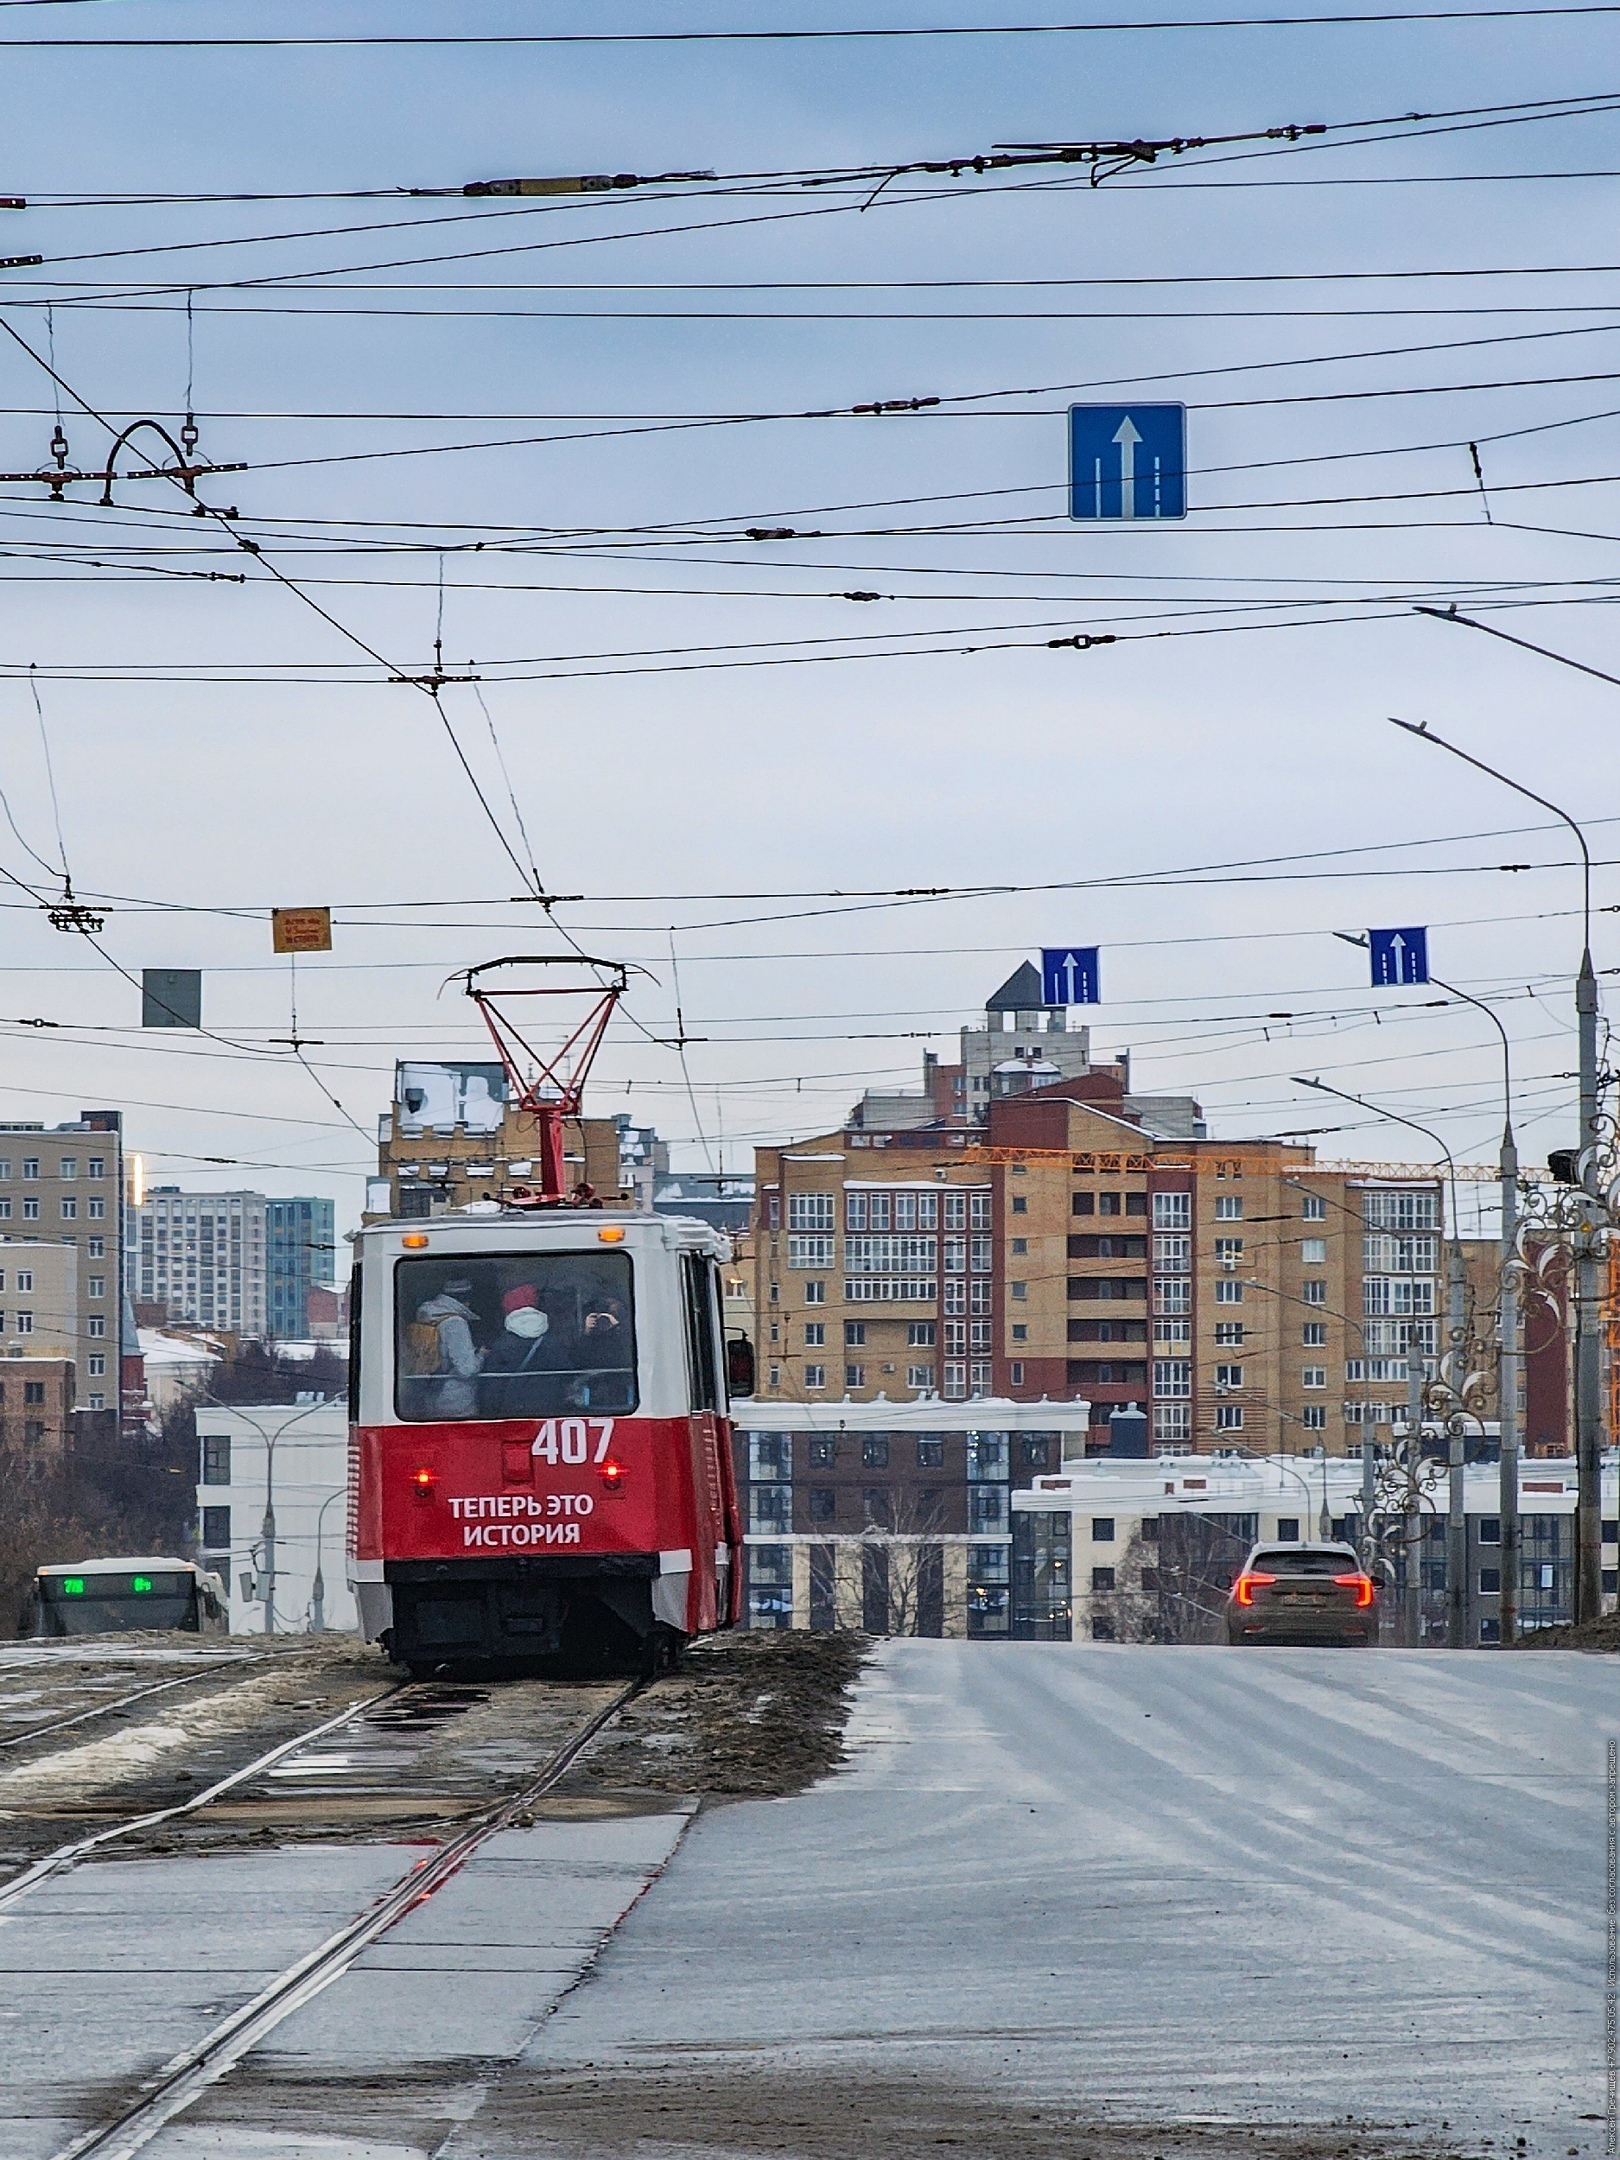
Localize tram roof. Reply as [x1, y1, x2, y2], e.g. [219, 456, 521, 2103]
[354, 1207, 730, 1260]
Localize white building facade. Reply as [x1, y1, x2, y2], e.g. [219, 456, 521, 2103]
[134, 1188, 268, 1335]
[194, 1401, 354, 1634]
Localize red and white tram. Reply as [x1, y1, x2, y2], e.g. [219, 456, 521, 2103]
[346, 1208, 747, 1674]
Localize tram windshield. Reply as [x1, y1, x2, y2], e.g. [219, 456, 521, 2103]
[394, 1250, 637, 1421]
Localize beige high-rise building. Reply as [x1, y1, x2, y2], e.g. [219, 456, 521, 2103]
[0, 1112, 123, 1417]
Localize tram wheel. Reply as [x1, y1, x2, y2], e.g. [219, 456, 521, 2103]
[642, 1624, 684, 1679]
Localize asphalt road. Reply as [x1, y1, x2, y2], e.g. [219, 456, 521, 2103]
[11, 1642, 1616, 2160]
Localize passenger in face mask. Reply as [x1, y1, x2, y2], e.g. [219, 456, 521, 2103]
[480, 1283, 562, 1417]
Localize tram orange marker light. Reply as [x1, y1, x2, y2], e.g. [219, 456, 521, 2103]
[402, 1233, 429, 1249]
[597, 1225, 626, 1243]
[596, 1459, 625, 1488]
[412, 1465, 437, 1495]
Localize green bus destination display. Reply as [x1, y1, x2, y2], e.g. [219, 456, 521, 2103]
[43, 1572, 187, 1600]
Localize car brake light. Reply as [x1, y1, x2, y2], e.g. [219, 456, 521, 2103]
[596, 1459, 625, 1489]
[1234, 1572, 1276, 1605]
[1334, 1572, 1375, 1606]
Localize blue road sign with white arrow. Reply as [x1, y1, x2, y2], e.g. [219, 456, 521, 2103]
[1041, 947, 1101, 1005]
[1368, 927, 1429, 985]
[1069, 404, 1187, 521]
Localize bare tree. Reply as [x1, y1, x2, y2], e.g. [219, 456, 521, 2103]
[858, 1486, 947, 1636]
[1087, 1527, 1163, 1642]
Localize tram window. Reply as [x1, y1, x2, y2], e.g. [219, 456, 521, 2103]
[394, 1251, 636, 1421]
[347, 1264, 362, 1424]
[682, 1253, 723, 1413]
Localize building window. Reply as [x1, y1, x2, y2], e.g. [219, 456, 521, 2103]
[1155, 1317, 1191, 1347]
[1011, 1323, 1028, 1342]
[1301, 1194, 1326, 1220]
[1478, 1516, 1501, 1544]
[1153, 1234, 1191, 1274]
[907, 1364, 935, 1390]
[846, 1192, 868, 1230]
[21, 1200, 38, 1220]
[1073, 1192, 1095, 1216]
[916, 1437, 944, 1467]
[87, 1156, 104, 1179]
[768, 1365, 780, 1388]
[1152, 1192, 1191, 1231]
[1010, 1237, 1027, 1256]
[1010, 1281, 1027, 1302]
[1091, 1567, 1116, 1593]
[1154, 1404, 1191, 1442]
[805, 1364, 826, 1390]
[21, 1158, 38, 1180]
[1097, 1191, 1121, 1217]
[87, 1275, 104, 1299]
[788, 1236, 834, 1270]
[1215, 1363, 1243, 1390]
[1301, 1405, 1327, 1429]
[1011, 1194, 1027, 1214]
[85, 1395, 104, 1411]
[15, 1271, 31, 1292]
[15, 1313, 32, 1334]
[1214, 1323, 1244, 1347]
[804, 1281, 824, 1304]
[1155, 1277, 1191, 1316]
[1214, 1278, 1243, 1305]
[87, 1353, 106, 1376]
[87, 1316, 106, 1337]
[766, 1194, 781, 1229]
[788, 1192, 834, 1231]
[907, 1321, 935, 1347]
[809, 1488, 836, 1523]
[846, 1364, 866, 1388]
[1214, 1238, 1244, 1267]
[201, 1505, 231, 1548]
[1300, 1238, 1328, 1265]
[1302, 1322, 1326, 1346]
[1302, 1367, 1327, 1390]
[845, 1320, 866, 1346]
[87, 1198, 105, 1219]
[804, 1323, 825, 1346]
[1303, 1282, 1327, 1306]
[861, 1436, 889, 1468]
[1215, 1404, 1244, 1431]
[1153, 1360, 1191, 1399]
[1091, 1518, 1115, 1542]
[22, 1379, 44, 1405]
[1479, 1567, 1502, 1595]
[1214, 1195, 1243, 1220]
[1009, 1361, 1025, 1385]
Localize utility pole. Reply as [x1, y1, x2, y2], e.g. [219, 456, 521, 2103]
[1406, 1338, 1425, 1646]
[1500, 1118, 1521, 1645]
[1446, 1238, 1468, 1650]
[1577, 943, 1605, 1623]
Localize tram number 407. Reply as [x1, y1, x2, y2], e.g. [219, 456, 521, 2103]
[530, 1418, 615, 1466]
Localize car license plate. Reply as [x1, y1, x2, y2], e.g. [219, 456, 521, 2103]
[1279, 1593, 1327, 1606]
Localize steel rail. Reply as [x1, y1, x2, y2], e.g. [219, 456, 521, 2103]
[0, 1654, 264, 1752]
[0, 1686, 398, 1915]
[48, 1677, 644, 2160]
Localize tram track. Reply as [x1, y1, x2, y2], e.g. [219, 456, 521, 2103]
[48, 1675, 644, 2160]
[0, 1653, 264, 1754]
[0, 1684, 401, 1915]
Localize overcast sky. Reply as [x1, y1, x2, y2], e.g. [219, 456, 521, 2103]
[0, 0, 1616, 1240]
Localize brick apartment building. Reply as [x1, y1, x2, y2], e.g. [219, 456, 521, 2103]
[749, 967, 1481, 1461]
[366, 1059, 626, 1220]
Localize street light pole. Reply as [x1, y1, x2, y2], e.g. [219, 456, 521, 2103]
[1428, 971, 1520, 1646]
[1389, 715, 1603, 1623]
[310, 1488, 343, 1632]
[1297, 1074, 1466, 1646]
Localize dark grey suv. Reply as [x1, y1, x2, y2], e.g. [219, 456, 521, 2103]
[1226, 1541, 1378, 1646]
